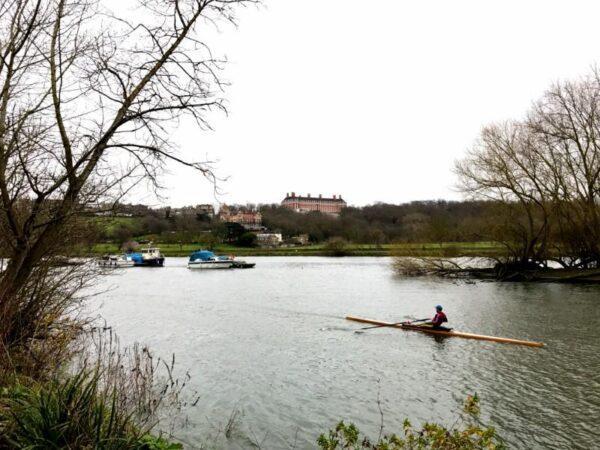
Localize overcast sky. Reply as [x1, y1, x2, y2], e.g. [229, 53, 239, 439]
[142, 0, 600, 207]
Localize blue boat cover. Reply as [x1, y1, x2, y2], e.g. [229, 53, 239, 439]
[129, 252, 144, 264]
[189, 250, 216, 262]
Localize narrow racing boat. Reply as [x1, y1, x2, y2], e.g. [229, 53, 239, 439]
[346, 315, 544, 347]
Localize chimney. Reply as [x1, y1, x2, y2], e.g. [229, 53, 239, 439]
[333, 195, 336, 199]
[292, 192, 295, 197]
[307, 193, 311, 198]
[319, 194, 322, 198]
[286, 192, 289, 197]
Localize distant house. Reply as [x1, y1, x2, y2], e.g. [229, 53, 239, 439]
[87, 203, 141, 217]
[281, 192, 346, 216]
[197, 204, 215, 218]
[219, 205, 263, 230]
[256, 233, 283, 247]
[114, 203, 152, 217]
[291, 234, 310, 246]
[173, 204, 215, 219]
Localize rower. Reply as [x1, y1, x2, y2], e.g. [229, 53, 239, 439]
[430, 305, 448, 329]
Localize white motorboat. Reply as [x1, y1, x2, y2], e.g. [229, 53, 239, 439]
[187, 250, 234, 269]
[98, 254, 135, 268]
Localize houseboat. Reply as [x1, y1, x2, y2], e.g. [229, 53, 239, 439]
[130, 246, 165, 267]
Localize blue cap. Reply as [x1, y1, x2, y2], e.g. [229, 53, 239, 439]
[435, 305, 443, 311]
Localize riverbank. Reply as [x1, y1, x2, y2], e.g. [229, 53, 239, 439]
[89, 241, 504, 257]
[468, 267, 600, 283]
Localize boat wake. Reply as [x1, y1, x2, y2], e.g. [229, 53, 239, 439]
[319, 326, 355, 332]
[250, 305, 343, 320]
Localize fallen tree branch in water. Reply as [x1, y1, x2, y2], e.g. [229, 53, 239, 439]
[393, 253, 600, 283]
[393, 254, 492, 278]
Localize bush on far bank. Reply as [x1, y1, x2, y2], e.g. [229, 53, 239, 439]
[325, 237, 350, 256]
[236, 232, 258, 248]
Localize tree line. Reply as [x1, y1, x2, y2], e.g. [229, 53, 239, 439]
[260, 201, 495, 244]
[95, 200, 505, 246]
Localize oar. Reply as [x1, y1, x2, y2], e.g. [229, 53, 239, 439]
[354, 317, 430, 333]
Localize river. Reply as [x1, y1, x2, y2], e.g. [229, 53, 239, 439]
[90, 257, 600, 449]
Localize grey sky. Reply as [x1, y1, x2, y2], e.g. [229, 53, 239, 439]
[141, 0, 600, 207]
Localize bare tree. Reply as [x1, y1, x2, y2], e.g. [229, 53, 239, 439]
[456, 68, 600, 271]
[0, 0, 254, 368]
[455, 121, 552, 267]
[528, 71, 600, 267]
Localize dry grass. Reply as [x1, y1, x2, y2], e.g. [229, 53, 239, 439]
[0, 260, 101, 381]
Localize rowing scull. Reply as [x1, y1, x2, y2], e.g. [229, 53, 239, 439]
[346, 315, 544, 348]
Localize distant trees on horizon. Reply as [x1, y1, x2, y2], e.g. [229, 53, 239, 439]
[93, 199, 500, 246]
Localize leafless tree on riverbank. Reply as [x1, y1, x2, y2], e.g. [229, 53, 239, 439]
[528, 73, 600, 267]
[455, 121, 552, 267]
[455, 69, 600, 271]
[0, 0, 254, 373]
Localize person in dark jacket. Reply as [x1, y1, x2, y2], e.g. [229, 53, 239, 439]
[430, 305, 448, 329]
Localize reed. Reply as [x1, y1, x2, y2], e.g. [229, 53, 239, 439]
[0, 370, 181, 449]
[0, 328, 190, 449]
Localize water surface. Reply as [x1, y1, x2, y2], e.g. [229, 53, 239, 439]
[91, 257, 600, 449]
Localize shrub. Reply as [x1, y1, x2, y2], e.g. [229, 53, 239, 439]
[0, 370, 181, 449]
[0, 329, 190, 449]
[317, 395, 504, 450]
[325, 237, 350, 256]
[236, 232, 257, 248]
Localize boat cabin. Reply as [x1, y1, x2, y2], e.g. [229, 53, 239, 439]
[141, 247, 163, 258]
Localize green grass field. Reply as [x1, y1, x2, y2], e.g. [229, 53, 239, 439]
[93, 216, 138, 233]
[90, 241, 504, 257]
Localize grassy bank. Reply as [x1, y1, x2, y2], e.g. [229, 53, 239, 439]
[89, 242, 504, 257]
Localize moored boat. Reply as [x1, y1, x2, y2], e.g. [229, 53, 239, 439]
[346, 315, 545, 347]
[130, 247, 165, 267]
[98, 254, 135, 268]
[187, 250, 234, 269]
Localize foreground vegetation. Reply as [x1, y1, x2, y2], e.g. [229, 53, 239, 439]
[0, 0, 247, 448]
[0, 371, 503, 449]
[0, 329, 187, 448]
[0, 372, 181, 449]
[318, 395, 504, 450]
